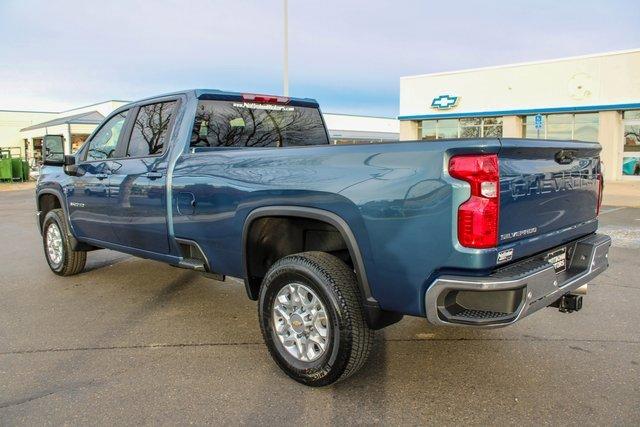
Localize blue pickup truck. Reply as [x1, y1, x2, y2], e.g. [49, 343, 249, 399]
[36, 89, 611, 386]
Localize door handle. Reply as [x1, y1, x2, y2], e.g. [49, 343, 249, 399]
[145, 171, 163, 180]
[96, 173, 108, 180]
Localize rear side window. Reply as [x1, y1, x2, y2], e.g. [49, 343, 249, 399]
[85, 111, 128, 161]
[126, 101, 177, 157]
[191, 100, 329, 148]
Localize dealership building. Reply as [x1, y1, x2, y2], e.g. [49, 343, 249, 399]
[399, 49, 640, 181]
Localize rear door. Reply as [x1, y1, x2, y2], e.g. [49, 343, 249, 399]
[108, 99, 179, 254]
[498, 138, 601, 246]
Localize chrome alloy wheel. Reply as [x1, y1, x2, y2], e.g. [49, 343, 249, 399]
[46, 223, 63, 266]
[272, 283, 330, 362]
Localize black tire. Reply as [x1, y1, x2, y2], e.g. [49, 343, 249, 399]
[258, 251, 373, 386]
[42, 208, 86, 276]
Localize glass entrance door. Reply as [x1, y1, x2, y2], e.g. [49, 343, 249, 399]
[622, 111, 640, 178]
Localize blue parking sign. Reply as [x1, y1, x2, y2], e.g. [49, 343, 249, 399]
[534, 114, 543, 129]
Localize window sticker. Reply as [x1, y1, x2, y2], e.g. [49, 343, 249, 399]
[232, 102, 294, 112]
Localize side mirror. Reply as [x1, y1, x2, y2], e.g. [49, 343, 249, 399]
[42, 135, 65, 166]
[63, 155, 79, 176]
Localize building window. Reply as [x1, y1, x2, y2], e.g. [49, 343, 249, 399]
[623, 110, 640, 177]
[623, 110, 640, 120]
[522, 113, 599, 142]
[460, 117, 481, 138]
[418, 117, 502, 140]
[482, 117, 503, 137]
[437, 119, 459, 139]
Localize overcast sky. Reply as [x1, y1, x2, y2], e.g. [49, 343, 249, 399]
[1, 0, 638, 116]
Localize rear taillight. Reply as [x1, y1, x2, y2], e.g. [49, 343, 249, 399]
[242, 93, 290, 104]
[449, 154, 500, 249]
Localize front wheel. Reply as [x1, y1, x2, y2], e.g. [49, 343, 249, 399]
[258, 251, 373, 386]
[42, 209, 86, 276]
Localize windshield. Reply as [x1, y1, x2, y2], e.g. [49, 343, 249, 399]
[191, 100, 329, 148]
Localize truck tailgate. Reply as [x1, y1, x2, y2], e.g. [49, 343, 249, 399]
[498, 138, 601, 246]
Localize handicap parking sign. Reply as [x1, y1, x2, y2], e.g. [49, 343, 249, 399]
[534, 114, 543, 129]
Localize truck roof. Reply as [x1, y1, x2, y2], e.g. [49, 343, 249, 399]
[124, 89, 320, 108]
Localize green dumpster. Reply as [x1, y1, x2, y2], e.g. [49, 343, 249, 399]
[22, 161, 30, 181]
[11, 158, 23, 181]
[0, 158, 11, 181]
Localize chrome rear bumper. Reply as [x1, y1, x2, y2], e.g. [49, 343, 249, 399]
[424, 233, 611, 327]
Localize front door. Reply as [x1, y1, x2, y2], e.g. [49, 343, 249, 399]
[68, 110, 129, 243]
[108, 100, 178, 254]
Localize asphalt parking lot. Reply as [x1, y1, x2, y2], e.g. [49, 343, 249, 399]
[0, 189, 638, 425]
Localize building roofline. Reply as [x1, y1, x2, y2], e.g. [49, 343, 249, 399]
[0, 99, 131, 115]
[328, 129, 399, 135]
[401, 48, 640, 80]
[60, 99, 131, 113]
[397, 102, 640, 120]
[0, 109, 58, 114]
[323, 112, 397, 120]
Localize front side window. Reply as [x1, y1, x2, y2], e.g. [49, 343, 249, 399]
[127, 101, 177, 157]
[85, 111, 128, 161]
[191, 100, 329, 148]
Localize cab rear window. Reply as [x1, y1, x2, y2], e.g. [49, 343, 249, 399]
[191, 100, 329, 148]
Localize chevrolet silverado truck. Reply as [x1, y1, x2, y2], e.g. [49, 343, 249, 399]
[36, 89, 611, 386]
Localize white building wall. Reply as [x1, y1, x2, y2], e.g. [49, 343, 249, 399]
[399, 49, 640, 181]
[0, 110, 58, 155]
[400, 49, 640, 118]
[323, 113, 399, 134]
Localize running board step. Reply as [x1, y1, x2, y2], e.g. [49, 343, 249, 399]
[177, 259, 225, 281]
[178, 258, 206, 271]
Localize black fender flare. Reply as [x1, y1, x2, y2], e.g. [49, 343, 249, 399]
[36, 188, 68, 234]
[36, 188, 96, 251]
[241, 206, 402, 330]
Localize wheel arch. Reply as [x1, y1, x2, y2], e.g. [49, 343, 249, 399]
[37, 188, 98, 252]
[37, 188, 66, 234]
[242, 206, 402, 330]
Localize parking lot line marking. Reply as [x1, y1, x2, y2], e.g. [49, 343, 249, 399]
[599, 207, 626, 215]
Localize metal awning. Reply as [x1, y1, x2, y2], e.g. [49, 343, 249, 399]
[20, 111, 104, 132]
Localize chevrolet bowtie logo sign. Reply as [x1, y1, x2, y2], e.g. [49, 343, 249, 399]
[431, 95, 459, 110]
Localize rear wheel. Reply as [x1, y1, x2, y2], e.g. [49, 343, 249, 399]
[42, 209, 86, 276]
[258, 251, 373, 386]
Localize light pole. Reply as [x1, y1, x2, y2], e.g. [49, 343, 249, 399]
[283, 0, 289, 96]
